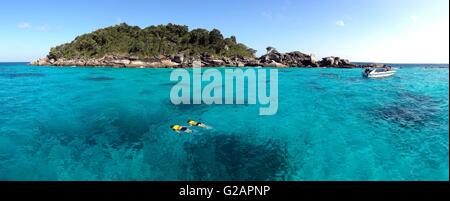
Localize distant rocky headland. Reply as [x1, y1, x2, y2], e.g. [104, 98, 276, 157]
[31, 23, 357, 68]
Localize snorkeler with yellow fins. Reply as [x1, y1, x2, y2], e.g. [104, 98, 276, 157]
[170, 120, 211, 134]
[187, 120, 211, 129]
[170, 124, 192, 133]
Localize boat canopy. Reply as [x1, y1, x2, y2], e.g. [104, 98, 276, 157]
[374, 68, 389, 72]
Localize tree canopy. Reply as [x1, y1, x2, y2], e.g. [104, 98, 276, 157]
[48, 23, 256, 59]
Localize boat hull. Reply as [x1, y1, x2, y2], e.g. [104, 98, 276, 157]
[363, 70, 396, 78]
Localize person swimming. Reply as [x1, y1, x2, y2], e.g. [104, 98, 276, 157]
[187, 120, 211, 129]
[170, 125, 192, 133]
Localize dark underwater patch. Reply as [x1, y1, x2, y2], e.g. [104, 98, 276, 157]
[109, 117, 148, 150]
[400, 91, 441, 104]
[139, 89, 152, 95]
[86, 111, 152, 150]
[306, 82, 327, 91]
[165, 98, 211, 114]
[161, 81, 191, 87]
[183, 134, 289, 180]
[170, 103, 210, 114]
[81, 76, 115, 81]
[1, 73, 46, 78]
[372, 106, 432, 128]
[368, 91, 441, 129]
[319, 73, 340, 79]
[277, 69, 295, 73]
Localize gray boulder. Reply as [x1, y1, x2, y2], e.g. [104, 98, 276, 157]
[30, 57, 51, 66]
[173, 54, 184, 63]
[320, 57, 335, 66]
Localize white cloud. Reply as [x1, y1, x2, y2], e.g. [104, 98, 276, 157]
[17, 22, 31, 29]
[261, 12, 273, 20]
[410, 16, 419, 22]
[335, 20, 345, 27]
[36, 25, 48, 31]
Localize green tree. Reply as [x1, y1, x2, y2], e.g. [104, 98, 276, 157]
[48, 23, 256, 59]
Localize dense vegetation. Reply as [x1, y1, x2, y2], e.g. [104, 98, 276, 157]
[48, 23, 256, 60]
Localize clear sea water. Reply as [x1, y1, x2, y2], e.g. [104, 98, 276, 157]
[0, 63, 448, 181]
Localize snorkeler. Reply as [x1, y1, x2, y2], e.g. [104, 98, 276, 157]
[187, 120, 211, 129]
[170, 125, 192, 133]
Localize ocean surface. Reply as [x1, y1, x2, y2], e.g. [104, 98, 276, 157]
[0, 63, 448, 181]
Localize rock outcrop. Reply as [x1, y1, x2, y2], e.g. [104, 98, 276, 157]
[31, 57, 52, 66]
[258, 49, 319, 67]
[318, 56, 356, 68]
[31, 47, 357, 68]
[31, 54, 257, 68]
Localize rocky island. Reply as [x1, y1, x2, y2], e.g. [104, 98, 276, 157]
[31, 23, 357, 68]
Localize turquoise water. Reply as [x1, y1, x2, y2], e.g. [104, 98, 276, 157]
[0, 63, 448, 181]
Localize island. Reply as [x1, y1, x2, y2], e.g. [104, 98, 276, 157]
[31, 23, 357, 68]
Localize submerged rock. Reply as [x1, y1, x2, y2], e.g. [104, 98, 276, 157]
[368, 91, 442, 129]
[183, 134, 289, 180]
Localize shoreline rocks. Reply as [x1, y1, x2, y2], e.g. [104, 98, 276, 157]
[319, 56, 355, 68]
[30, 48, 359, 68]
[258, 49, 320, 67]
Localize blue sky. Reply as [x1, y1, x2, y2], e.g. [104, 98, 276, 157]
[0, 0, 448, 63]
